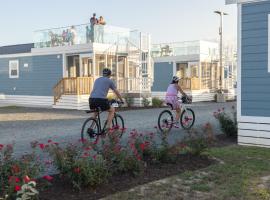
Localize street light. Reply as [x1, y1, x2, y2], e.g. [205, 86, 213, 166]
[214, 10, 228, 91]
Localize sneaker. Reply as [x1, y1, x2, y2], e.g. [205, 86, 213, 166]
[87, 128, 96, 138]
[173, 121, 180, 128]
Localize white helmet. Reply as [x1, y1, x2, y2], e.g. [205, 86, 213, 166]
[172, 76, 180, 82]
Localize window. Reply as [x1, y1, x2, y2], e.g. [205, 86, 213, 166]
[9, 60, 19, 79]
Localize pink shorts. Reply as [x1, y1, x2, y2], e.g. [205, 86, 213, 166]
[165, 96, 181, 110]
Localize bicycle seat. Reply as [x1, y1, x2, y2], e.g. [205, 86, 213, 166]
[166, 103, 173, 110]
[85, 108, 100, 113]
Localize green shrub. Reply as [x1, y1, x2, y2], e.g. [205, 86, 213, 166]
[142, 97, 150, 107]
[184, 129, 209, 156]
[45, 142, 109, 190]
[124, 94, 134, 107]
[214, 107, 237, 137]
[0, 143, 43, 199]
[152, 97, 163, 108]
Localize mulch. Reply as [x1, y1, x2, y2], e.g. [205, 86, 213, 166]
[37, 135, 236, 200]
[39, 154, 213, 200]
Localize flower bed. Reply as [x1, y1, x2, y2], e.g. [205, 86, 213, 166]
[1, 127, 220, 200]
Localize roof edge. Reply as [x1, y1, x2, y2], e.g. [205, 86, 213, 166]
[226, 0, 268, 4]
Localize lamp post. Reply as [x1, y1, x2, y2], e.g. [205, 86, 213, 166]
[214, 10, 228, 91]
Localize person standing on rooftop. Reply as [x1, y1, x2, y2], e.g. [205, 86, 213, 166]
[90, 13, 98, 42]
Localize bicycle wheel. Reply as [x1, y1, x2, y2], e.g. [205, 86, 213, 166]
[180, 108, 195, 130]
[158, 110, 174, 133]
[112, 114, 125, 137]
[81, 118, 99, 143]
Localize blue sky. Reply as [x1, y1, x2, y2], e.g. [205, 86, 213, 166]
[0, 0, 237, 46]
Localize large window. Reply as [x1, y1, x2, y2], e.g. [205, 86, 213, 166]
[95, 54, 105, 76]
[201, 62, 211, 78]
[176, 63, 188, 78]
[118, 56, 126, 78]
[9, 60, 19, 79]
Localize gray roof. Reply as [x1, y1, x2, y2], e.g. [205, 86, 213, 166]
[0, 43, 34, 55]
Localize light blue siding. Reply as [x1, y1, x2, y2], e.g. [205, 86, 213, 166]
[0, 54, 63, 96]
[152, 62, 173, 92]
[242, 0, 270, 117]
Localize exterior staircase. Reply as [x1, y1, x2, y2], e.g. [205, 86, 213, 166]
[52, 95, 89, 110]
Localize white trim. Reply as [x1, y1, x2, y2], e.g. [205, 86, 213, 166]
[239, 116, 270, 123]
[0, 95, 53, 108]
[9, 60, 19, 79]
[0, 53, 32, 59]
[268, 14, 270, 73]
[239, 122, 270, 131]
[62, 53, 66, 77]
[173, 61, 176, 75]
[237, 4, 242, 120]
[153, 55, 200, 63]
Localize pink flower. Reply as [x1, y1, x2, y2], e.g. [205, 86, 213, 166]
[93, 155, 97, 160]
[0, 144, 4, 150]
[48, 139, 53, 143]
[43, 175, 53, 182]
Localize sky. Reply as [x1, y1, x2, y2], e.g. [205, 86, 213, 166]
[0, 0, 237, 46]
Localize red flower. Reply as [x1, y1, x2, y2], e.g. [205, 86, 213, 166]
[84, 147, 92, 151]
[48, 139, 52, 143]
[14, 185, 21, 192]
[73, 167, 81, 174]
[23, 175, 31, 183]
[93, 155, 97, 160]
[43, 175, 53, 182]
[39, 143, 45, 150]
[140, 143, 146, 152]
[136, 155, 142, 161]
[0, 144, 4, 150]
[9, 176, 20, 183]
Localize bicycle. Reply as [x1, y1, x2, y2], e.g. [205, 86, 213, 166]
[158, 96, 195, 133]
[81, 99, 125, 142]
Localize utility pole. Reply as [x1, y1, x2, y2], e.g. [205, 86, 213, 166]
[214, 11, 228, 91]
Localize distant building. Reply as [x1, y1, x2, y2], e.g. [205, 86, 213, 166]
[151, 40, 236, 102]
[226, 0, 270, 147]
[0, 24, 152, 109]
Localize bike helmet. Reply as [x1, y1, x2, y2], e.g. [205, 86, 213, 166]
[172, 76, 180, 83]
[103, 68, 112, 76]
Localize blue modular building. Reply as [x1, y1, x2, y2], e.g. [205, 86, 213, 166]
[227, 0, 270, 146]
[0, 24, 152, 109]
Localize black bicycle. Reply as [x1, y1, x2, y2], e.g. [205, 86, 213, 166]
[81, 100, 125, 143]
[158, 96, 195, 133]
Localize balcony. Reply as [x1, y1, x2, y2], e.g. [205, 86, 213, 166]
[152, 41, 200, 58]
[34, 24, 142, 49]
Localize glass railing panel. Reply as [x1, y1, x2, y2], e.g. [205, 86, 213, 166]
[34, 24, 143, 49]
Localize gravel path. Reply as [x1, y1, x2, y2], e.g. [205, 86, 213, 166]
[0, 102, 235, 154]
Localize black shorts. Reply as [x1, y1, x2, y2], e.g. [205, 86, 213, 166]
[89, 98, 110, 111]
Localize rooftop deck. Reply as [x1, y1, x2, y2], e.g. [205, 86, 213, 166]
[33, 24, 144, 49]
